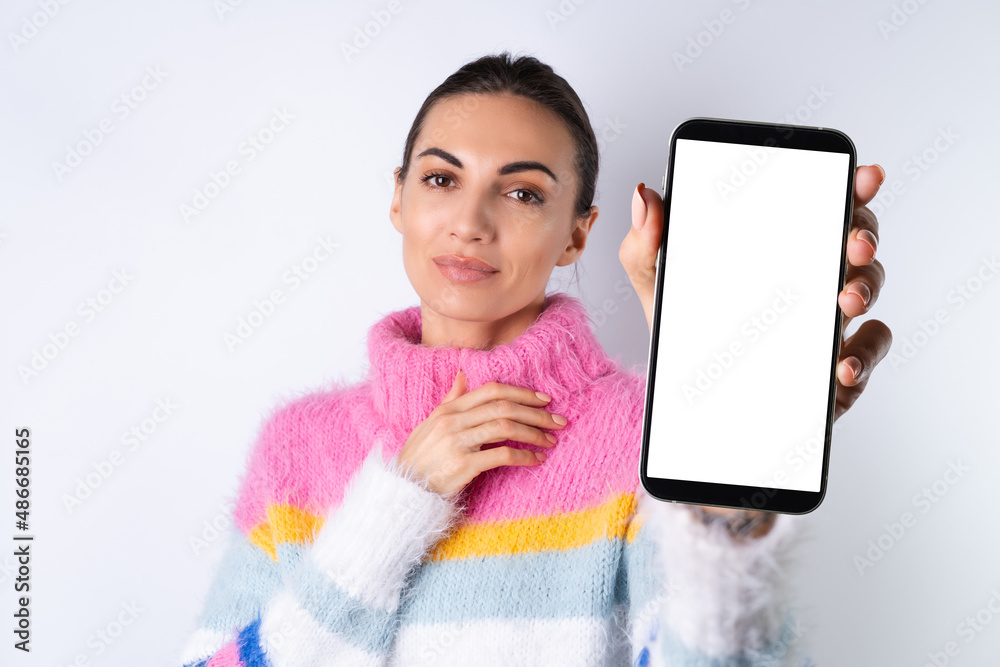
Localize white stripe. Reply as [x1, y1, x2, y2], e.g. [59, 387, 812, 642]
[308, 441, 461, 614]
[178, 627, 230, 664]
[259, 589, 382, 667]
[388, 615, 628, 666]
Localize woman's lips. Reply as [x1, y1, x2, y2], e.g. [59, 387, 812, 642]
[433, 255, 498, 284]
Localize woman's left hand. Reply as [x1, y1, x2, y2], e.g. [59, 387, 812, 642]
[619, 164, 893, 423]
[620, 164, 894, 538]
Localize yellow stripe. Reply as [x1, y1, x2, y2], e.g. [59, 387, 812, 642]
[247, 492, 643, 562]
[625, 511, 646, 543]
[428, 492, 638, 561]
[248, 504, 326, 561]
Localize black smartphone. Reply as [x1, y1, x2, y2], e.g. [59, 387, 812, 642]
[639, 117, 856, 514]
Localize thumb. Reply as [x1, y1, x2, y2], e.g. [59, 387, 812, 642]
[621, 182, 663, 332]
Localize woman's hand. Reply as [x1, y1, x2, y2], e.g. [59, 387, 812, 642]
[619, 164, 893, 422]
[619, 164, 894, 537]
[394, 370, 567, 498]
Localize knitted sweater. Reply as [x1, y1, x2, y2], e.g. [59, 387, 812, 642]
[179, 292, 811, 667]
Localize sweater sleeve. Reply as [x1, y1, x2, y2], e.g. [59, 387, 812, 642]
[249, 441, 463, 666]
[623, 487, 812, 666]
[179, 439, 463, 667]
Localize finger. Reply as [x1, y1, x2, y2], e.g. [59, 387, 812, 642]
[838, 258, 885, 324]
[441, 368, 467, 403]
[836, 319, 893, 387]
[618, 183, 663, 279]
[443, 380, 552, 415]
[853, 164, 885, 209]
[472, 445, 546, 473]
[621, 182, 662, 278]
[463, 415, 559, 452]
[621, 182, 664, 328]
[847, 205, 880, 267]
[459, 398, 566, 435]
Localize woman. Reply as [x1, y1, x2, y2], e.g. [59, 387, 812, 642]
[179, 51, 889, 666]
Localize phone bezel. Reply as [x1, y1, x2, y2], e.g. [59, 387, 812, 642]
[639, 116, 857, 515]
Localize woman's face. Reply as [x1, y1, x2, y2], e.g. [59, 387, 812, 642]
[390, 92, 597, 335]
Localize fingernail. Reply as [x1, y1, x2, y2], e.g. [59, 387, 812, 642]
[632, 182, 647, 231]
[535, 391, 552, 402]
[846, 281, 871, 307]
[535, 451, 547, 462]
[856, 229, 878, 256]
[551, 414, 567, 425]
[844, 356, 865, 382]
[872, 164, 886, 185]
[545, 432, 557, 444]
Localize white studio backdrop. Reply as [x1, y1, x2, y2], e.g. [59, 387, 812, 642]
[1, 1, 997, 664]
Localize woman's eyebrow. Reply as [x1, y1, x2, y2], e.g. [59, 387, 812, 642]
[416, 147, 559, 184]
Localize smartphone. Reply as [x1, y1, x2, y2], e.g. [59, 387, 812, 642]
[639, 117, 856, 514]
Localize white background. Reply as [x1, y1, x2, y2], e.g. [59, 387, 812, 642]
[1, 0, 997, 664]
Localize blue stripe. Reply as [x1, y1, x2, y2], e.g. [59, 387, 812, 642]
[397, 535, 644, 623]
[200, 529, 283, 634]
[654, 610, 809, 666]
[618, 524, 659, 609]
[287, 548, 396, 656]
[274, 534, 661, 656]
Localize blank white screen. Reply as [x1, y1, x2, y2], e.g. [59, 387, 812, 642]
[646, 138, 850, 492]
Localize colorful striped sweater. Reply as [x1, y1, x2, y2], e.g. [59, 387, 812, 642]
[179, 291, 812, 666]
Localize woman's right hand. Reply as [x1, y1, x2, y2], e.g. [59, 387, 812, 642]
[394, 369, 568, 498]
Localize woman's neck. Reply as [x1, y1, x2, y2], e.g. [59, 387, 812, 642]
[419, 292, 546, 350]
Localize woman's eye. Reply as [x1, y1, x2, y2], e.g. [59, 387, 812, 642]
[421, 172, 453, 188]
[508, 188, 544, 206]
[421, 173, 543, 206]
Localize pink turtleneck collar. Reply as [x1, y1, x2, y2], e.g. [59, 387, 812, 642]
[365, 292, 621, 435]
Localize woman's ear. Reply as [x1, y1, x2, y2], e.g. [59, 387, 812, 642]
[556, 205, 598, 267]
[390, 167, 404, 234]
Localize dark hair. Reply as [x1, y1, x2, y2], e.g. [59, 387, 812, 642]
[395, 51, 599, 221]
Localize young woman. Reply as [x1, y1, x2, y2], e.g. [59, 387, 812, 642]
[179, 52, 890, 667]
